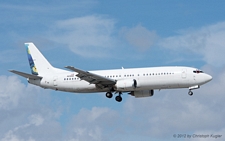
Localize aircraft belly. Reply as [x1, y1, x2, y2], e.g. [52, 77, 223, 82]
[56, 80, 106, 93]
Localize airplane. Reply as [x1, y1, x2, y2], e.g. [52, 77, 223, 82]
[9, 43, 212, 102]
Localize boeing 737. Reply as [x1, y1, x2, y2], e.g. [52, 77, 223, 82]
[9, 43, 212, 102]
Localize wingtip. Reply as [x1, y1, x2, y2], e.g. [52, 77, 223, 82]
[65, 66, 73, 68]
[24, 42, 34, 44]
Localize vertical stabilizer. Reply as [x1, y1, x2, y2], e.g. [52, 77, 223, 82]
[25, 43, 54, 76]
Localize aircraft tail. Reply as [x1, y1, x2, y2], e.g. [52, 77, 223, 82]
[25, 43, 54, 76]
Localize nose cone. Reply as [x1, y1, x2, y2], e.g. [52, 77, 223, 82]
[205, 74, 213, 83]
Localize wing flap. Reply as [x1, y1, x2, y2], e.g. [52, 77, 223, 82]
[9, 70, 42, 79]
[65, 66, 116, 85]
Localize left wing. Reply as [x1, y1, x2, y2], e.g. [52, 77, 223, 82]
[65, 66, 116, 87]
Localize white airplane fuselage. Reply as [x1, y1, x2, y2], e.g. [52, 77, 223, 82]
[10, 43, 212, 102]
[29, 66, 211, 93]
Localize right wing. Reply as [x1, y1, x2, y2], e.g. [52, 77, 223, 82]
[9, 70, 42, 79]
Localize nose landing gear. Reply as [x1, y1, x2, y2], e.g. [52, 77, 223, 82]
[188, 85, 199, 96]
[188, 90, 193, 96]
[188, 85, 200, 96]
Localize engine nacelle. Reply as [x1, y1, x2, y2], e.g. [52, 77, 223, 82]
[115, 79, 138, 91]
[130, 90, 154, 98]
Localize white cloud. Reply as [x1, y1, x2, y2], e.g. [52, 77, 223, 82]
[51, 15, 117, 58]
[0, 76, 25, 110]
[0, 130, 35, 141]
[159, 21, 225, 66]
[28, 114, 44, 126]
[120, 24, 158, 51]
[66, 107, 119, 141]
[0, 75, 61, 141]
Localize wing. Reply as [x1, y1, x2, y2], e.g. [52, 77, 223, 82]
[9, 70, 42, 79]
[65, 66, 116, 87]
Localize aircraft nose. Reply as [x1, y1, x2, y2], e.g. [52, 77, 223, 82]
[205, 74, 213, 83]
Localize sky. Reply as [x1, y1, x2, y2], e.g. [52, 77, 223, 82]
[1, 0, 225, 141]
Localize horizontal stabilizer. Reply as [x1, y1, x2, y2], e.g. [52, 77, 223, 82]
[9, 70, 42, 79]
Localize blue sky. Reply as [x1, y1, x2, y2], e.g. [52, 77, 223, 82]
[1, 0, 225, 141]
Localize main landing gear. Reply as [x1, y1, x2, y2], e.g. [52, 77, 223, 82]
[105, 92, 123, 102]
[115, 92, 122, 102]
[106, 92, 113, 98]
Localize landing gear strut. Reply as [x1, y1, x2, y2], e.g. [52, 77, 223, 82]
[188, 85, 199, 96]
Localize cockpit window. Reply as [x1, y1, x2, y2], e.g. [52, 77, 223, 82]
[193, 70, 203, 73]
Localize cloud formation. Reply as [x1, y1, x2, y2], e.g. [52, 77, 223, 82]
[51, 15, 117, 58]
[159, 22, 225, 67]
[120, 24, 158, 51]
[50, 16, 159, 59]
[0, 76, 61, 141]
[66, 107, 119, 141]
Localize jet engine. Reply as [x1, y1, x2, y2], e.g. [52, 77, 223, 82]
[129, 90, 154, 98]
[115, 79, 138, 91]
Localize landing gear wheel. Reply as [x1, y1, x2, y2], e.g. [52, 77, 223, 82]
[188, 90, 193, 96]
[115, 95, 122, 102]
[106, 92, 113, 98]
